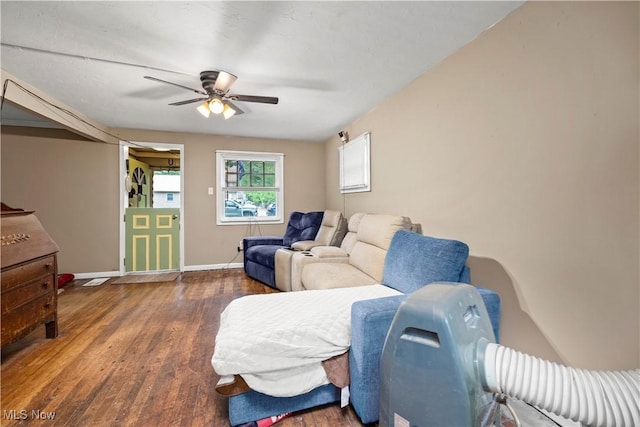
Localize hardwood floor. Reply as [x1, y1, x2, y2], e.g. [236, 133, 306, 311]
[1, 269, 367, 426]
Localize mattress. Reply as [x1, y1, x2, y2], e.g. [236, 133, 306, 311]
[211, 284, 401, 397]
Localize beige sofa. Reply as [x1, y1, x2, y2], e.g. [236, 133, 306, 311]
[279, 213, 418, 292]
[274, 210, 347, 291]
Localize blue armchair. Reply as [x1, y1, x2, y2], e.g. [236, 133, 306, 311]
[243, 211, 324, 288]
[226, 230, 501, 425]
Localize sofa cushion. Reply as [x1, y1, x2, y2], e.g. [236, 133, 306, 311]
[349, 242, 387, 282]
[340, 213, 366, 254]
[316, 210, 347, 247]
[347, 212, 366, 233]
[302, 263, 378, 290]
[340, 232, 359, 255]
[382, 230, 469, 294]
[291, 210, 347, 250]
[356, 214, 412, 250]
[349, 215, 412, 281]
[283, 211, 324, 247]
[245, 245, 283, 269]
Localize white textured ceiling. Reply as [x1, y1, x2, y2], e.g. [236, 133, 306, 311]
[0, 1, 524, 142]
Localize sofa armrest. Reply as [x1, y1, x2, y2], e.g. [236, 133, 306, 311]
[310, 246, 349, 258]
[291, 240, 318, 251]
[243, 236, 285, 252]
[349, 294, 408, 424]
[274, 248, 295, 292]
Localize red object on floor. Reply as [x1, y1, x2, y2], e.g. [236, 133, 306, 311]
[57, 273, 75, 287]
[256, 413, 291, 427]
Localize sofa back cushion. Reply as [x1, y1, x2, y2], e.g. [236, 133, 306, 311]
[349, 215, 413, 282]
[357, 214, 412, 250]
[339, 212, 366, 254]
[283, 211, 324, 247]
[382, 229, 470, 294]
[314, 210, 348, 246]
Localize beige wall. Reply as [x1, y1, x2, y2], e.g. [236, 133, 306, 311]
[325, 1, 639, 370]
[1, 127, 325, 273]
[1, 128, 120, 272]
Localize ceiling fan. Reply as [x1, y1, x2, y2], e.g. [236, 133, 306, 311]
[144, 70, 279, 120]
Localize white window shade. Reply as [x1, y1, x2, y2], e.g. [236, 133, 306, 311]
[339, 132, 370, 193]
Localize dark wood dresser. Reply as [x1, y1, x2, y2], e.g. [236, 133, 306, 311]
[1, 206, 60, 347]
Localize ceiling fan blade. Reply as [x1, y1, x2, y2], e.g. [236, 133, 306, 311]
[225, 100, 244, 116]
[213, 71, 238, 93]
[169, 97, 209, 106]
[144, 76, 207, 96]
[228, 94, 279, 104]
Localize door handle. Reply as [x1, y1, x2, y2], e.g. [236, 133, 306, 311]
[172, 214, 178, 220]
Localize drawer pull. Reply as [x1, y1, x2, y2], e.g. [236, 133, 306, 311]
[44, 302, 51, 309]
[42, 282, 49, 289]
[44, 263, 52, 269]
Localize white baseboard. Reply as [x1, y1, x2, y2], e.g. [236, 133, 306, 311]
[183, 263, 243, 271]
[71, 263, 243, 279]
[72, 271, 121, 280]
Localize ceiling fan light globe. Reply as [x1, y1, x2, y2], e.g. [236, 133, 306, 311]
[197, 102, 211, 118]
[209, 98, 224, 114]
[222, 104, 237, 120]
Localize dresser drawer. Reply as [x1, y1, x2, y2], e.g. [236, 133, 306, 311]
[1, 275, 55, 314]
[1, 293, 56, 346]
[1, 256, 56, 291]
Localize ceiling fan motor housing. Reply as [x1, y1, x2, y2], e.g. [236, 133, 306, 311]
[200, 71, 220, 94]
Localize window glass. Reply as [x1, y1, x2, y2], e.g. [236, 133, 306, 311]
[216, 151, 284, 224]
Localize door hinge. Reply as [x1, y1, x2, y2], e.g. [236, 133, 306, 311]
[123, 214, 126, 222]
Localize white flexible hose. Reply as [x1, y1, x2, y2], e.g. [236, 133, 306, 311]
[482, 342, 640, 427]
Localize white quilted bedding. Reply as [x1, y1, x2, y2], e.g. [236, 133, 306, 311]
[211, 284, 401, 397]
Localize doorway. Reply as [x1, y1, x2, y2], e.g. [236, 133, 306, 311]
[119, 141, 184, 274]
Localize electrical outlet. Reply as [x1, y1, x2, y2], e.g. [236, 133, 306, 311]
[208, 187, 214, 195]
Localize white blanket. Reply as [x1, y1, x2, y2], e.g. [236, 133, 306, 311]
[211, 284, 401, 397]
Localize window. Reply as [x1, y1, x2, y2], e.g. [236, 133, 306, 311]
[216, 150, 284, 225]
[339, 131, 370, 193]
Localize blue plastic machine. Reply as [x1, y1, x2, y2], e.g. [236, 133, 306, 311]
[380, 283, 496, 427]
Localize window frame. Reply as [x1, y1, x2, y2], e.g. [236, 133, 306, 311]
[216, 150, 284, 225]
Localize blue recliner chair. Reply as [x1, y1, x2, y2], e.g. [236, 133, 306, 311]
[243, 211, 324, 288]
[227, 229, 501, 425]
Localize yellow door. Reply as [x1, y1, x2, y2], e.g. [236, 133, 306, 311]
[125, 208, 179, 272]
